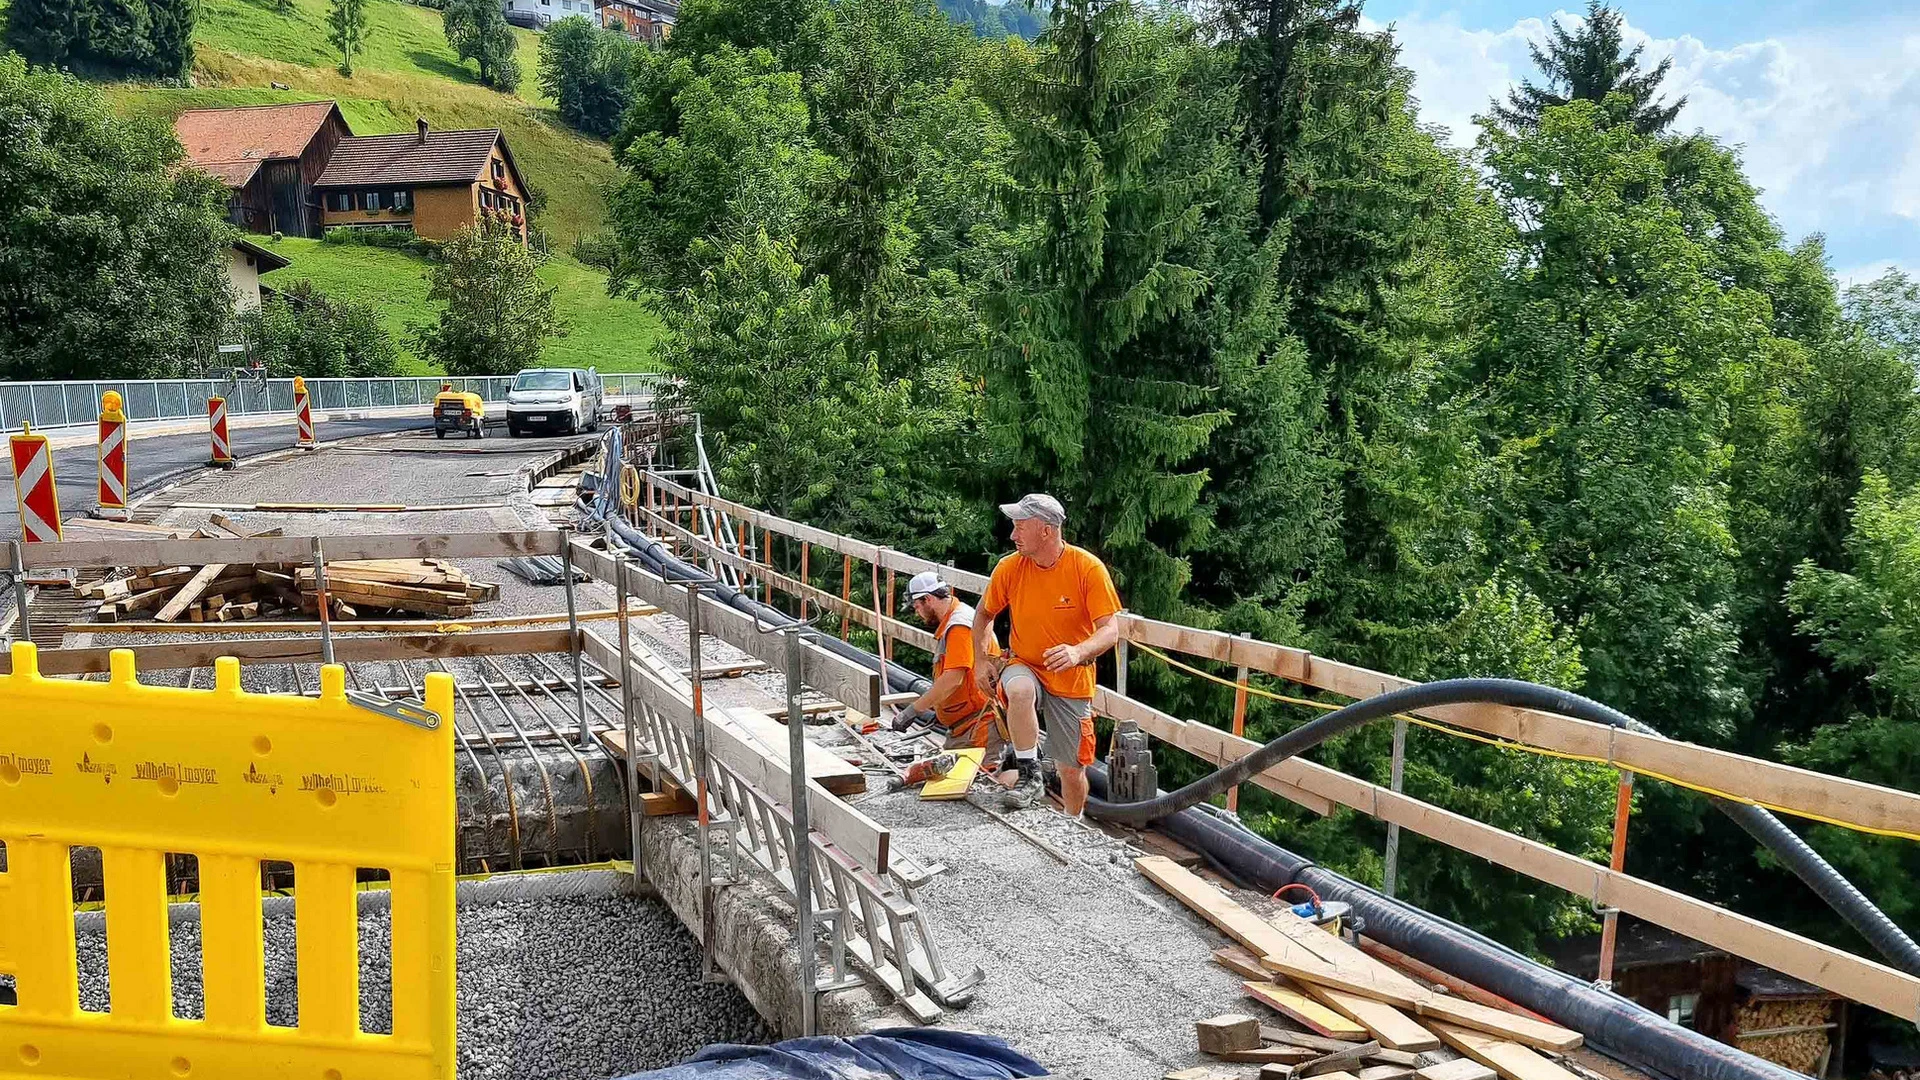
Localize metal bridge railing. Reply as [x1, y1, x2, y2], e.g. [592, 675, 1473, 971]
[0, 374, 670, 432]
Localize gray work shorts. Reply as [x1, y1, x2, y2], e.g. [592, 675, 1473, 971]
[998, 662, 1095, 769]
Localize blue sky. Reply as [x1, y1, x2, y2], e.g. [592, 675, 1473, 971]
[1358, 1, 1920, 284]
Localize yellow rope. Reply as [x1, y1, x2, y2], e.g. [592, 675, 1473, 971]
[1129, 640, 1920, 844]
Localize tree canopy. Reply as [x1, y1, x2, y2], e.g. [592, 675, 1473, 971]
[1490, 1, 1684, 134]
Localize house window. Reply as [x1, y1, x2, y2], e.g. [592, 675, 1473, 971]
[1666, 993, 1699, 1029]
[327, 191, 351, 211]
[492, 160, 506, 181]
[394, 190, 413, 212]
[363, 190, 382, 211]
[480, 189, 496, 210]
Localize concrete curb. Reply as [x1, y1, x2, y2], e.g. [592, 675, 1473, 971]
[40, 405, 424, 451]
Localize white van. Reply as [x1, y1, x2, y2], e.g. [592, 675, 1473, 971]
[505, 368, 603, 436]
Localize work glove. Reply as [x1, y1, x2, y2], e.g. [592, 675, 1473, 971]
[890, 705, 936, 732]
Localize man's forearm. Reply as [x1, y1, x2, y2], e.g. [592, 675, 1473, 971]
[916, 668, 965, 712]
[971, 605, 997, 667]
[1077, 617, 1120, 660]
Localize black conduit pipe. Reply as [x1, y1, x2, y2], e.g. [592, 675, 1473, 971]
[1086, 764, 1809, 1080]
[1080, 675, 1920, 979]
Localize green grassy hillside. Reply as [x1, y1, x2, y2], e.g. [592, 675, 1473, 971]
[106, 0, 616, 246]
[259, 237, 662, 373]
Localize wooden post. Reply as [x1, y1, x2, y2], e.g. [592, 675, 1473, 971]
[884, 569, 896, 660]
[1228, 632, 1251, 813]
[840, 554, 853, 640]
[764, 528, 775, 611]
[1595, 770, 1635, 987]
[800, 542, 810, 621]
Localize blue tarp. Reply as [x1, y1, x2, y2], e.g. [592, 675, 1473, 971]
[618, 1029, 1050, 1080]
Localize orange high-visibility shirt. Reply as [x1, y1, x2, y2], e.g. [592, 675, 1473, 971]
[980, 544, 1121, 700]
[932, 603, 999, 728]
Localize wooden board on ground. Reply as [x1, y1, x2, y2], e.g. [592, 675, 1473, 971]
[1417, 1060, 1497, 1080]
[1221, 1047, 1318, 1064]
[1298, 1040, 1379, 1077]
[1429, 1024, 1579, 1080]
[1305, 982, 1441, 1051]
[1357, 1067, 1415, 1080]
[921, 747, 985, 799]
[1260, 911, 1580, 1052]
[1261, 1027, 1366, 1055]
[1245, 982, 1369, 1040]
[718, 706, 869, 798]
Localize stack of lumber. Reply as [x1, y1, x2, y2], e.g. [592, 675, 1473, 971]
[1733, 998, 1832, 1074]
[1138, 856, 1590, 1080]
[77, 517, 498, 624]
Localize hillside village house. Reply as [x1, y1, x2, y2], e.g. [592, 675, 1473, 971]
[174, 101, 350, 237]
[595, 0, 675, 40]
[227, 238, 291, 311]
[314, 120, 531, 243]
[176, 106, 531, 245]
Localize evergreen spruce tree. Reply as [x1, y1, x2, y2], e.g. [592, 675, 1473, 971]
[145, 0, 196, 77]
[3, 0, 81, 69]
[1491, 1, 1683, 134]
[986, 0, 1257, 616]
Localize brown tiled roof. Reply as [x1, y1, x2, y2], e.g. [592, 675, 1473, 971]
[314, 129, 503, 188]
[173, 102, 344, 187]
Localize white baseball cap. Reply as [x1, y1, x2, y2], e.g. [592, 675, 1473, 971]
[906, 570, 950, 601]
[999, 492, 1065, 526]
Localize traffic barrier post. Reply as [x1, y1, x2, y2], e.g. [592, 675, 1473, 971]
[0, 643, 457, 1079]
[9, 422, 62, 544]
[207, 396, 233, 468]
[294, 377, 315, 448]
[95, 391, 129, 522]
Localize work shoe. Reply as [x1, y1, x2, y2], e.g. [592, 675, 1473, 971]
[1001, 761, 1044, 810]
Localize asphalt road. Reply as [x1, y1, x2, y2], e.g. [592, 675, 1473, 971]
[0, 415, 433, 542]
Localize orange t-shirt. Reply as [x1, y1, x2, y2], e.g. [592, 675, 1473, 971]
[933, 604, 999, 727]
[980, 544, 1122, 700]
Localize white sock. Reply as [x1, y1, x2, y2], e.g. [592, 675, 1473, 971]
[1015, 747, 1038, 762]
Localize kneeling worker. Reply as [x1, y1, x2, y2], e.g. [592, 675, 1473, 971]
[972, 493, 1121, 816]
[892, 571, 1003, 764]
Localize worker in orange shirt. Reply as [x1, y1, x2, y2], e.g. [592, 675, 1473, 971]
[971, 493, 1122, 816]
[891, 570, 1005, 764]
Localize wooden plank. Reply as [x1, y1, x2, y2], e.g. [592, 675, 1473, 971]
[1304, 983, 1440, 1052]
[5, 530, 566, 572]
[1298, 1041, 1379, 1077]
[716, 707, 868, 798]
[1356, 1067, 1415, 1080]
[1417, 1061, 1497, 1080]
[73, 609, 637, 634]
[1356, 941, 1554, 1025]
[1429, 1024, 1578, 1080]
[1, 629, 575, 676]
[1262, 1027, 1365, 1055]
[639, 789, 696, 816]
[154, 562, 228, 623]
[1220, 1047, 1319, 1064]
[1245, 982, 1370, 1040]
[1217, 945, 1277, 980]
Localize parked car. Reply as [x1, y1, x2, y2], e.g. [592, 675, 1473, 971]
[506, 368, 602, 436]
[433, 385, 487, 439]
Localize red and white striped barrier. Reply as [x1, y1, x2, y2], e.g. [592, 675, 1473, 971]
[10, 422, 62, 544]
[208, 395, 232, 467]
[96, 390, 129, 520]
[294, 376, 315, 447]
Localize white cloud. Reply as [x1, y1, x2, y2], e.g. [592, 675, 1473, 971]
[1368, 10, 1920, 271]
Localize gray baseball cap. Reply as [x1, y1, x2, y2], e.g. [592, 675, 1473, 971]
[999, 492, 1065, 526]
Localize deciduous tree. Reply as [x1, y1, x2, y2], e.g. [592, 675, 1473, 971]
[411, 221, 564, 375]
[329, 0, 370, 76]
[444, 0, 522, 92]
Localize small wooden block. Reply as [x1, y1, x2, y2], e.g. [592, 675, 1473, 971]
[1300, 1040, 1379, 1078]
[1261, 1066, 1295, 1080]
[1198, 1013, 1264, 1054]
[1314, 1073, 1360, 1080]
[1368, 1050, 1422, 1067]
[639, 789, 696, 816]
[1417, 1060, 1496, 1080]
[1166, 1069, 1239, 1080]
[1358, 1067, 1415, 1080]
[1245, 982, 1368, 1041]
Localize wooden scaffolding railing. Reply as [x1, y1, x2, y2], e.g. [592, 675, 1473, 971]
[631, 468, 1920, 1025]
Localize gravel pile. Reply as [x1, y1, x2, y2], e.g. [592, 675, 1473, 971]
[58, 889, 768, 1080]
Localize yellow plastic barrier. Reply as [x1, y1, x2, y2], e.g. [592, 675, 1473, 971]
[0, 643, 455, 1079]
